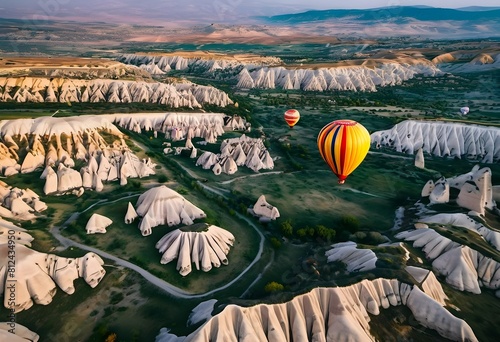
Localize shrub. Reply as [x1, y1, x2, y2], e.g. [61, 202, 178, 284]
[157, 174, 168, 183]
[270, 237, 282, 249]
[264, 281, 284, 293]
[280, 219, 293, 237]
[339, 215, 360, 233]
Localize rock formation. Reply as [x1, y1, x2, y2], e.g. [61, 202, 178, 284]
[420, 213, 500, 251]
[118, 53, 281, 75]
[156, 274, 477, 342]
[155, 224, 235, 276]
[371, 120, 500, 163]
[414, 148, 424, 169]
[196, 135, 273, 174]
[124, 202, 138, 224]
[108, 112, 245, 144]
[0, 323, 39, 341]
[0, 116, 156, 193]
[0, 219, 34, 246]
[0, 77, 233, 108]
[325, 242, 377, 272]
[429, 177, 449, 204]
[0, 245, 105, 313]
[86, 213, 113, 234]
[421, 165, 495, 216]
[134, 186, 206, 236]
[396, 225, 500, 295]
[0, 182, 47, 220]
[235, 61, 441, 92]
[248, 195, 280, 222]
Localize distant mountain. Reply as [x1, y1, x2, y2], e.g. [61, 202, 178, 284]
[263, 6, 500, 23]
[457, 6, 500, 11]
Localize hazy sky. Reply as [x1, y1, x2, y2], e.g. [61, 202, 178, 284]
[2, 0, 499, 24]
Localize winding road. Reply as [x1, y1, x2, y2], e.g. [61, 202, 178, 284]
[49, 180, 268, 299]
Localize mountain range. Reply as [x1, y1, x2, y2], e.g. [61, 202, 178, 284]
[263, 6, 500, 23]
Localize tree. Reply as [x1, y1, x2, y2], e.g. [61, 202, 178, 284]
[280, 219, 293, 237]
[339, 215, 360, 233]
[270, 237, 282, 249]
[315, 225, 336, 242]
[264, 281, 284, 293]
[296, 228, 307, 239]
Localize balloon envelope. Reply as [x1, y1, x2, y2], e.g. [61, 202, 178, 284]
[317, 120, 370, 184]
[284, 109, 300, 128]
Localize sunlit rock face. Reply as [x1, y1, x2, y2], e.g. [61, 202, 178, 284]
[0, 244, 105, 313]
[85, 213, 113, 234]
[124, 202, 138, 224]
[420, 213, 500, 251]
[118, 53, 281, 75]
[134, 186, 206, 236]
[0, 116, 156, 193]
[414, 148, 425, 169]
[250, 195, 280, 221]
[156, 275, 477, 342]
[0, 77, 233, 107]
[155, 224, 235, 276]
[0, 182, 47, 220]
[235, 62, 441, 91]
[421, 165, 495, 216]
[396, 226, 500, 295]
[196, 135, 273, 174]
[0, 323, 39, 341]
[371, 120, 500, 163]
[325, 241, 377, 272]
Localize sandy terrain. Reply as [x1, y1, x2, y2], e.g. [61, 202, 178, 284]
[129, 50, 280, 64]
[0, 57, 121, 70]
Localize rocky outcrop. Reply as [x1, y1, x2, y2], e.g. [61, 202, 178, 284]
[325, 241, 377, 272]
[124, 202, 138, 224]
[0, 245, 105, 313]
[248, 195, 280, 222]
[156, 274, 477, 342]
[420, 213, 500, 251]
[85, 213, 113, 234]
[118, 53, 281, 75]
[0, 323, 39, 341]
[0, 77, 233, 107]
[235, 62, 441, 92]
[396, 226, 500, 295]
[422, 165, 495, 216]
[0, 116, 156, 193]
[196, 135, 274, 174]
[134, 186, 206, 236]
[0, 182, 47, 220]
[371, 120, 500, 163]
[0, 218, 34, 246]
[155, 224, 235, 276]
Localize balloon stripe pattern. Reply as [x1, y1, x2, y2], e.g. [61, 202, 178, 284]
[318, 120, 370, 184]
[284, 109, 300, 128]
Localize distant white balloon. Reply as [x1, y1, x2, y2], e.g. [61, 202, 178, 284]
[460, 107, 470, 115]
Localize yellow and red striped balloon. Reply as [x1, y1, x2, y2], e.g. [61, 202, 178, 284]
[317, 120, 370, 184]
[284, 109, 300, 128]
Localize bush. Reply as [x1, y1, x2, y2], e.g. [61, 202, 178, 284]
[264, 281, 284, 293]
[339, 215, 360, 233]
[270, 237, 282, 249]
[280, 219, 293, 237]
[157, 174, 168, 183]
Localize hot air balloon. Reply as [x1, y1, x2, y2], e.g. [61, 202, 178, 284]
[460, 107, 469, 115]
[317, 119, 370, 184]
[284, 109, 300, 128]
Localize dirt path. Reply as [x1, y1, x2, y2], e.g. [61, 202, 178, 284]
[48, 161, 267, 299]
